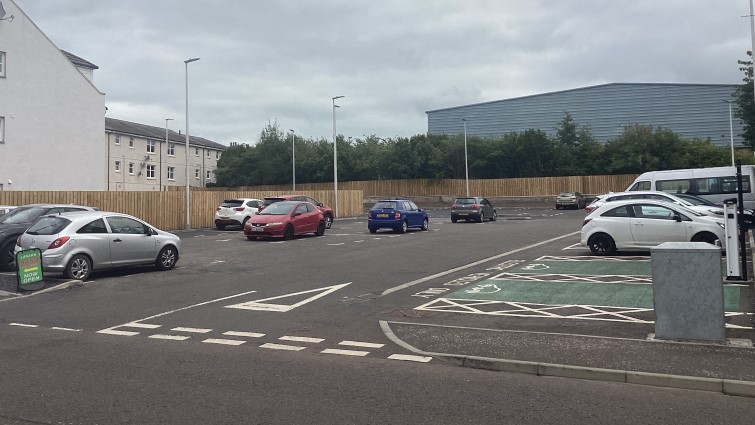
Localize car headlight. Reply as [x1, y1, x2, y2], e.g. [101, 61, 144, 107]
[266, 222, 284, 227]
[717, 222, 725, 229]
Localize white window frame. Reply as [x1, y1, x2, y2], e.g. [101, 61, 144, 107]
[114, 135, 120, 145]
[0, 51, 5, 78]
[168, 143, 175, 156]
[128, 137, 134, 148]
[195, 169, 200, 179]
[146, 140, 155, 154]
[195, 148, 199, 157]
[206, 150, 211, 158]
[0, 116, 5, 144]
[128, 163, 134, 175]
[216, 151, 220, 159]
[114, 160, 121, 172]
[146, 165, 156, 179]
[167, 166, 175, 181]
[206, 170, 211, 180]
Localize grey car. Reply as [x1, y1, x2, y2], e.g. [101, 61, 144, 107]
[556, 192, 586, 209]
[15, 211, 181, 280]
[451, 197, 497, 223]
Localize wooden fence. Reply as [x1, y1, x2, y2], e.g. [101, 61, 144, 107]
[205, 174, 640, 198]
[0, 190, 364, 231]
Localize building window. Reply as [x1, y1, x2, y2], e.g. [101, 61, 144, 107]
[128, 163, 134, 175]
[216, 151, 220, 159]
[195, 169, 200, 179]
[147, 140, 155, 154]
[168, 143, 175, 156]
[114, 135, 120, 145]
[195, 148, 199, 156]
[206, 170, 212, 180]
[167, 166, 175, 180]
[0, 51, 5, 78]
[146, 165, 155, 179]
[129, 137, 134, 148]
[0, 116, 4, 144]
[206, 150, 211, 158]
[114, 160, 121, 172]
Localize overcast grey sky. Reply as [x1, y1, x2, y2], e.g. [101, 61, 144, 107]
[16, 0, 754, 145]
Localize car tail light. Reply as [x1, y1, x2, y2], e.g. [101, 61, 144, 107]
[394, 210, 401, 220]
[582, 218, 592, 227]
[16, 235, 22, 247]
[451, 204, 457, 209]
[48, 236, 70, 249]
[471, 204, 479, 210]
[216, 207, 221, 211]
[233, 207, 245, 211]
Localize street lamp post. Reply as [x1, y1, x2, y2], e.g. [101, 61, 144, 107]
[724, 100, 735, 166]
[332, 95, 344, 218]
[290, 129, 296, 191]
[184, 57, 200, 230]
[163, 118, 173, 191]
[462, 119, 469, 196]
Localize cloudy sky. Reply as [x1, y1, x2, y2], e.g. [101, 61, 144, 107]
[14, 0, 755, 145]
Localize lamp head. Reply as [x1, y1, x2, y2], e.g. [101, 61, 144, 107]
[185, 57, 200, 64]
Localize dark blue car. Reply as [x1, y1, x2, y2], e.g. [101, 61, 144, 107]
[367, 199, 429, 234]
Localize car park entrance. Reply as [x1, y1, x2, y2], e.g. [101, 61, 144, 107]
[415, 255, 751, 327]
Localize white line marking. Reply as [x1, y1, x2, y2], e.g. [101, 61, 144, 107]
[223, 331, 265, 338]
[227, 283, 350, 312]
[9, 323, 38, 328]
[382, 231, 580, 295]
[327, 243, 345, 246]
[51, 327, 81, 332]
[149, 334, 190, 341]
[216, 239, 232, 242]
[210, 260, 227, 264]
[339, 340, 385, 348]
[260, 343, 305, 351]
[97, 329, 139, 336]
[202, 338, 246, 346]
[354, 240, 365, 243]
[388, 354, 432, 363]
[280, 336, 324, 343]
[171, 327, 213, 333]
[122, 322, 162, 329]
[322, 349, 369, 356]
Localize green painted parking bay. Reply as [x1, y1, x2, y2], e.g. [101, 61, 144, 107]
[449, 280, 742, 312]
[510, 257, 651, 276]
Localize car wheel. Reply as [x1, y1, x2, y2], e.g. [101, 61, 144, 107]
[246, 236, 258, 241]
[587, 233, 616, 256]
[398, 221, 408, 234]
[242, 217, 250, 228]
[65, 254, 92, 281]
[156, 245, 178, 271]
[316, 221, 326, 236]
[555, 205, 561, 210]
[490, 210, 497, 221]
[369, 228, 377, 234]
[421, 218, 429, 231]
[451, 217, 457, 223]
[284, 224, 295, 240]
[691, 232, 719, 246]
[478, 212, 485, 223]
[216, 223, 225, 230]
[324, 214, 333, 229]
[0, 240, 15, 272]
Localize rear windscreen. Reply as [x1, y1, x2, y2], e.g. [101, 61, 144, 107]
[454, 198, 475, 204]
[25, 216, 71, 235]
[373, 201, 396, 209]
[220, 200, 243, 207]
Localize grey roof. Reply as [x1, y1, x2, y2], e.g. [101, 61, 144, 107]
[105, 117, 226, 150]
[61, 50, 99, 70]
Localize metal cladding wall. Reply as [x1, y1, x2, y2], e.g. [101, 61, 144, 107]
[426, 83, 744, 147]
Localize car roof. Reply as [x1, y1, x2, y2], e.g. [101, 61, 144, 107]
[221, 198, 261, 202]
[590, 198, 685, 213]
[16, 203, 94, 209]
[43, 210, 139, 222]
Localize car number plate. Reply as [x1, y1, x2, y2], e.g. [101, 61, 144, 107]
[377, 213, 389, 218]
[252, 227, 263, 232]
[459, 212, 468, 216]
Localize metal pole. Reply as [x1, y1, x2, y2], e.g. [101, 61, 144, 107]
[332, 95, 344, 218]
[184, 57, 200, 230]
[290, 129, 296, 191]
[728, 101, 735, 166]
[750, 0, 755, 110]
[463, 119, 469, 196]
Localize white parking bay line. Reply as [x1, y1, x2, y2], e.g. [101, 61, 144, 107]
[216, 239, 232, 242]
[223, 331, 265, 338]
[388, 354, 432, 363]
[149, 334, 191, 341]
[327, 243, 345, 246]
[260, 343, 305, 351]
[279, 336, 325, 343]
[122, 322, 162, 329]
[51, 327, 82, 332]
[339, 340, 385, 349]
[202, 338, 246, 346]
[321, 349, 369, 357]
[9, 323, 38, 328]
[97, 329, 139, 336]
[171, 327, 213, 333]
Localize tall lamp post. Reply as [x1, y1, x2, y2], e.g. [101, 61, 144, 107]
[462, 118, 469, 196]
[290, 129, 296, 191]
[724, 100, 735, 166]
[163, 118, 173, 191]
[184, 57, 200, 230]
[332, 95, 344, 218]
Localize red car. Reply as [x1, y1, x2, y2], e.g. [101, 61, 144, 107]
[262, 195, 334, 229]
[244, 201, 326, 240]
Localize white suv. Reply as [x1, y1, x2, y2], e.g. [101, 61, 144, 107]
[214, 198, 263, 230]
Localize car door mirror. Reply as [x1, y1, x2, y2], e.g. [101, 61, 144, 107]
[673, 213, 682, 222]
[417, 208, 423, 212]
[293, 212, 302, 217]
[317, 203, 323, 207]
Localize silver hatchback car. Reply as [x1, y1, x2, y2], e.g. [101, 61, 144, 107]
[15, 211, 181, 280]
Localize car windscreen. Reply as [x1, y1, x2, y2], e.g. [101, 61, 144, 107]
[259, 201, 296, 215]
[558, 193, 575, 197]
[373, 201, 397, 209]
[220, 200, 243, 207]
[263, 198, 285, 207]
[25, 216, 72, 235]
[0, 206, 48, 225]
[454, 198, 475, 205]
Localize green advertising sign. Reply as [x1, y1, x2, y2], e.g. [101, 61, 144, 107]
[16, 248, 45, 291]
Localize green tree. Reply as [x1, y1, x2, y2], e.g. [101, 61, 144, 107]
[734, 51, 755, 148]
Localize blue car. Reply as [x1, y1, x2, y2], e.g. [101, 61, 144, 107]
[367, 199, 429, 234]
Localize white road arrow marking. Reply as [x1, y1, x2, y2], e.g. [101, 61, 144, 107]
[225, 282, 351, 312]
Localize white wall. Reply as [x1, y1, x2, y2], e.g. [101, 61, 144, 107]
[0, 0, 106, 191]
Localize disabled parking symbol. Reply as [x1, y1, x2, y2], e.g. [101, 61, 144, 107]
[521, 263, 550, 271]
[466, 283, 502, 294]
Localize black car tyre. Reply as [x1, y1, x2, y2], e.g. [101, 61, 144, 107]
[316, 221, 326, 236]
[0, 240, 15, 272]
[65, 254, 92, 281]
[369, 228, 377, 234]
[691, 232, 719, 246]
[325, 214, 333, 229]
[490, 210, 497, 221]
[421, 218, 429, 231]
[478, 212, 485, 223]
[156, 245, 178, 271]
[451, 217, 457, 223]
[216, 223, 226, 230]
[587, 233, 616, 256]
[555, 205, 561, 210]
[246, 236, 258, 241]
[399, 221, 408, 234]
[284, 224, 295, 240]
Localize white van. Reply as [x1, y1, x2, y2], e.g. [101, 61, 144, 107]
[625, 166, 755, 209]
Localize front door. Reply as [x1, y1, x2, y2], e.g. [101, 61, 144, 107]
[105, 216, 157, 265]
